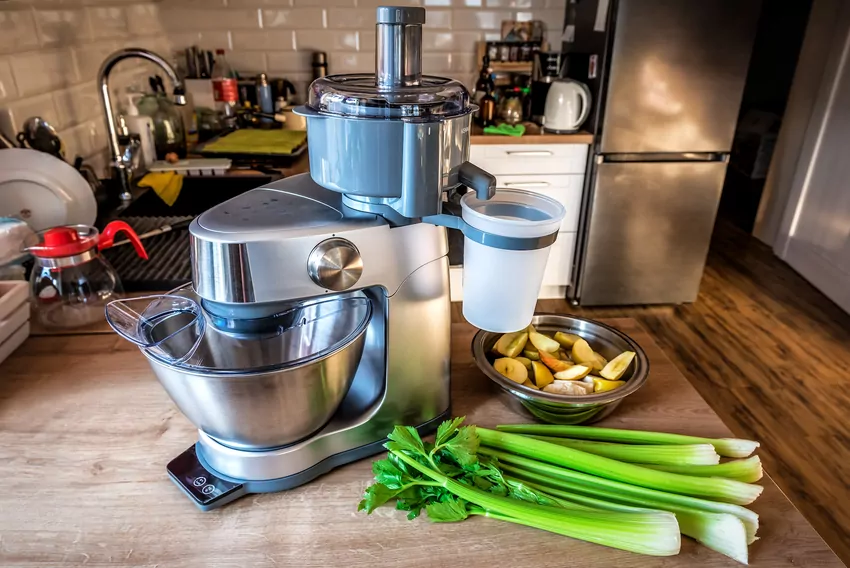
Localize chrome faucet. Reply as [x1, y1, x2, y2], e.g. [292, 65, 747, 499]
[98, 48, 187, 201]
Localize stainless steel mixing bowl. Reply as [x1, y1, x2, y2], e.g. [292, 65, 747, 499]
[472, 313, 649, 424]
[142, 296, 372, 450]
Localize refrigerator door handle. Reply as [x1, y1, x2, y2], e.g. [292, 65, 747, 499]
[598, 152, 728, 163]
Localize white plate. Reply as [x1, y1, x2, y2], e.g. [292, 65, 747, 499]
[0, 149, 97, 231]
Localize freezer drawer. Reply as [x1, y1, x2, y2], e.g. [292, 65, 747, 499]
[600, 0, 760, 154]
[577, 160, 727, 305]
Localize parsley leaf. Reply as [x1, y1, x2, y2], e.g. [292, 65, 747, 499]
[441, 425, 480, 467]
[358, 483, 403, 514]
[372, 458, 405, 489]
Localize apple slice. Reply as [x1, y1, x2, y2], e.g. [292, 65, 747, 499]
[554, 365, 591, 380]
[514, 356, 533, 370]
[522, 379, 539, 390]
[531, 361, 554, 388]
[554, 332, 582, 349]
[529, 331, 560, 354]
[494, 331, 529, 358]
[557, 349, 572, 361]
[493, 357, 528, 383]
[539, 350, 572, 372]
[600, 351, 636, 380]
[571, 338, 596, 366]
[523, 347, 540, 361]
[592, 378, 625, 393]
[591, 352, 608, 373]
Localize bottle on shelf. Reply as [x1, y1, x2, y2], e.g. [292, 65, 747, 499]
[473, 55, 495, 108]
[211, 49, 238, 125]
[480, 92, 497, 127]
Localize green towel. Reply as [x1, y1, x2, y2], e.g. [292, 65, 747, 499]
[483, 123, 526, 137]
[202, 129, 307, 155]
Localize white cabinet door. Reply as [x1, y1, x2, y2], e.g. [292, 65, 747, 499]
[469, 144, 588, 175]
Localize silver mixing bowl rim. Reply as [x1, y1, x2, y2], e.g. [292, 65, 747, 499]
[471, 313, 650, 404]
[143, 296, 373, 377]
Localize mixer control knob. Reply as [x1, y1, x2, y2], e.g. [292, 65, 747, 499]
[307, 238, 363, 291]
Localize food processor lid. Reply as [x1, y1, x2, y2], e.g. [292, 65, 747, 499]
[106, 289, 372, 374]
[305, 6, 472, 120]
[307, 74, 472, 119]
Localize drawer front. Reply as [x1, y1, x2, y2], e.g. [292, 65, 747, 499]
[542, 232, 577, 287]
[494, 174, 584, 233]
[470, 144, 588, 175]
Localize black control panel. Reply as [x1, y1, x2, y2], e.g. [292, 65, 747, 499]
[167, 445, 244, 509]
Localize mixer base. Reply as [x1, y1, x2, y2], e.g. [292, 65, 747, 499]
[166, 409, 451, 511]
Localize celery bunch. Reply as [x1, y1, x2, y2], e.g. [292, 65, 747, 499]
[357, 419, 762, 565]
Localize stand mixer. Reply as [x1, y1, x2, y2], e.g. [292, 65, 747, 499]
[107, 6, 565, 510]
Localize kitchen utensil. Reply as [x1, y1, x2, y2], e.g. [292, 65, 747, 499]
[16, 117, 64, 159]
[459, 189, 565, 332]
[23, 221, 148, 329]
[472, 314, 650, 424]
[107, 289, 371, 449]
[0, 149, 97, 231]
[543, 78, 591, 133]
[271, 78, 296, 105]
[111, 218, 193, 248]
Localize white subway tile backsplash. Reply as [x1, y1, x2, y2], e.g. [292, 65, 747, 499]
[261, 8, 324, 29]
[10, 48, 79, 96]
[169, 31, 232, 51]
[422, 53, 451, 74]
[422, 30, 480, 51]
[424, 9, 451, 28]
[4, 93, 60, 134]
[232, 30, 295, 51]
[294, 0, 354, 6]
[227, 51, 268, 73]
[485, 0, 546, 8]
[515, 9, 561, 26]
[59, 119, 104, 162]
[359, 30, 375, 51]
[267, 51, 313, 73]
[126, 4, 164, 37]
[52, 81, 100, 129]
[34, 9, 92, 47]
[87, 6, 128, 39]
[328, 52, 373, 73]
[160, 8, 260, 31]
[229, 0, 293, 6]
[0, 59, 18, 102]
[0, 10, 40, 54]
[451, 51, 476, 73]
[357, 0, 420, 6]
[453, 9, 511, 30]
[294, 30, 356, 52]
[326, 8, 372, 29]
[73, 40, 119, 82]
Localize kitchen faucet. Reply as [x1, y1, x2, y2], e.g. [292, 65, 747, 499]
[98, 48, 187, 201]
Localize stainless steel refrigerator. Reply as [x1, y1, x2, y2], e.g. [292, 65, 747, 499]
[568, 0, 761, 305]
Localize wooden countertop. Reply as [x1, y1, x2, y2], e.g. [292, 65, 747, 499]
[470, 122, 594, 145]
[0, 319, 839, 567]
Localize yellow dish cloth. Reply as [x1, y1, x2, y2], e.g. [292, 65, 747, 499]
[138, 171, 184, 207]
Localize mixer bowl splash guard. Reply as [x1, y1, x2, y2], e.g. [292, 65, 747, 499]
[106, 290, 373, 450]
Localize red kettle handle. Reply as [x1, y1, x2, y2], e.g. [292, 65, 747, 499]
[98, 221, 149, 260]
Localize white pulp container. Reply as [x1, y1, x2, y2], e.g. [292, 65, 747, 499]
[460, 189, 565, 332]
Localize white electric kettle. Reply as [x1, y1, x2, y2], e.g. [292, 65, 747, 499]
[543, 78, 592, 133]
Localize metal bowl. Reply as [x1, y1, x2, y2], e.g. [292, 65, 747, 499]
[143, 295, 371, 450]
[472, 313, 649, 424]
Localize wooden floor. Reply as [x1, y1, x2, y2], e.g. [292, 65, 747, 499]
[453, 221, 850, 565]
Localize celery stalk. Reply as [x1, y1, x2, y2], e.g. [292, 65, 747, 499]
[497, 424, 760, 458]
[507, 474, 750, 564]
[479, 428, 762, 505]
[483, 447, 759, 544]
[528, 435, 720, 465]
[391, 450, 682, 557]
[641, 456, 763, 483]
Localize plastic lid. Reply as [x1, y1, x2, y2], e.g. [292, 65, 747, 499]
[461, 189, 565, 238]
[307, 74, 472, 119]
[107, 288, 372, 374]
[23, 225, 100, 258]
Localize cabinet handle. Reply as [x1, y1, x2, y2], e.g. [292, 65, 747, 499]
[503, 181, 551, 188]
[505, 150, 554, 156]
